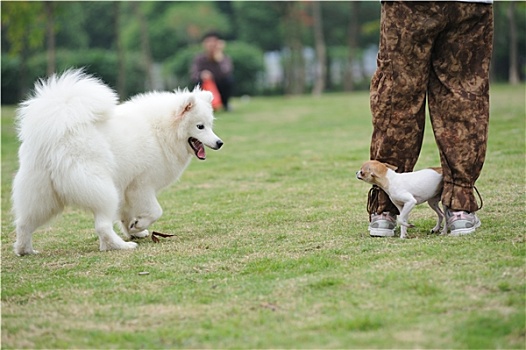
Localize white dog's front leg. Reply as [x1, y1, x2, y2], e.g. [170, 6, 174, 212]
[119, 219, 150, 239]
[96, 214, 138, 252]
[128, 205, 162, 234]
[121, 188, 163, 237]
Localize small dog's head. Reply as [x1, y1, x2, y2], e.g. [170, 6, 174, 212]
[356, 160, 397, 185]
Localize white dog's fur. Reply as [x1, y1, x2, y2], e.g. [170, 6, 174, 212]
[12, 69, 223, 255]
[356, 160, 444, 238]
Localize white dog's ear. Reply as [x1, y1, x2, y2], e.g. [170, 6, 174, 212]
[198, 90, 214, 103]
[176, 95, 196, 119]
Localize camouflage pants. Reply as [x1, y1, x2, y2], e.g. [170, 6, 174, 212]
[368, 1, 493, 216]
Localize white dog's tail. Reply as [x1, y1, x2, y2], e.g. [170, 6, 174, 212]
[16, 69, 118, 144]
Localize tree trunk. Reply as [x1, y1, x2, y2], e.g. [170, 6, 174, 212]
[312, 1, 326, 96]
[114, 2, 126, 98]
[44, 1, 56, 76]
[283, 2, 305, 95]
[132, 2, 153, 90]
[344, 1, 360, 92]
[507, 2, 520, 85]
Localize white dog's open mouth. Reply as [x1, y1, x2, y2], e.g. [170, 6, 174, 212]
[188, 137, 206, 160]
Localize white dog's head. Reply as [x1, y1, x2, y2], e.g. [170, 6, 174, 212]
[175, 88, 223, 160]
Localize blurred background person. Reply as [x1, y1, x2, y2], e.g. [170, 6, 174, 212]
[191, 31, 234, 111]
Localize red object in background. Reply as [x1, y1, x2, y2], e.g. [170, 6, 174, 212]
[202, 78, 223, 110]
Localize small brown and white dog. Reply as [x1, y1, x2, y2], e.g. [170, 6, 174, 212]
[356, 160, 445, 238]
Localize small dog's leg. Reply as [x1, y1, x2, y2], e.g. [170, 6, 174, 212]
[428, 196, 444, 234]
[397, 199, 416, 230]
[400, 225, 408, 239]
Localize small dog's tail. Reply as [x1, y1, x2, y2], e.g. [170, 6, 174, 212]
[16, 69, 118, 144]
[430, 167, 443, 175]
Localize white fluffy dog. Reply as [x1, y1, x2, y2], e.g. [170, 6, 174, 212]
[12, 69, 223, 255]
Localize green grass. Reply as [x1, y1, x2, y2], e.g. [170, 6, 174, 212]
[2, 85, 525, 349]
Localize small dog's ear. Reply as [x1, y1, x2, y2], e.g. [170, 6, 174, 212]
[364, 165, 376, 178]
[385, 163, 398, 171]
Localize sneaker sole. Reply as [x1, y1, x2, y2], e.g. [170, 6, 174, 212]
[449, 220, 481, 236]
[368, 228, 396, 237]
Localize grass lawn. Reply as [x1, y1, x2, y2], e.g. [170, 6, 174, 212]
[1, 85, 525, 349]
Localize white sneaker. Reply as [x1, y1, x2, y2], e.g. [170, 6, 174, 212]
[368, 212, 396, 237]
[444, 208, 481, 236]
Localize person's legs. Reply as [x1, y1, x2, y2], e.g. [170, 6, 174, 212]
[216, 77, 234, 111]
[368, 2, 443, 232]
[428, 3, 493, 217]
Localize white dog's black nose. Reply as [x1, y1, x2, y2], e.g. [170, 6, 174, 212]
[216, 140, 224, 149]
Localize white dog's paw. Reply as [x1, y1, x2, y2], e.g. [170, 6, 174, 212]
[129, 218, 151, 233]
[129, 218, 139, 230]
[14, 247, 39, 256]
[120, 241, 139, 250]
[14, 242, 39, 256]
[100, 240, 138, 252]
[430, 226, 442, 234]
[131, 230, 149, 238]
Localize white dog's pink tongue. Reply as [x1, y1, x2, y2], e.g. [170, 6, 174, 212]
[197, 146, 206, 159]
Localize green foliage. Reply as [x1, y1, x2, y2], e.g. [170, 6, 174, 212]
[1, 55, 21, 104]
[232, 2, 283, 51]
[1, 85, 525, 348]
[225, 42, 265, 96]
[52, 2, 115, 50]
[492, 2, 526, 81]
[163, 45, 201, 89]
[0, 1, 524, 103]
[121, 1, 232, 62]
[163, 1, 231, 45]
[5, 49, 145, 102]
[1, 2, 46, 55]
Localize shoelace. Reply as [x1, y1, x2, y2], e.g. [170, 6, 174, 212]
[376, 212, 396, 222]
[366, 186, 379, 216]
[446, 210, 479, 225]
[448, 211, 470, 222]
[474, 186, 483, 210]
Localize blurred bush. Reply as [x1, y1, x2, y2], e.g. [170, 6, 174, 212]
[2, 42, 265, 105]
[163, 41, 264, 96]
[1, 55, 21, 104]
[2, 49, 145, 104]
